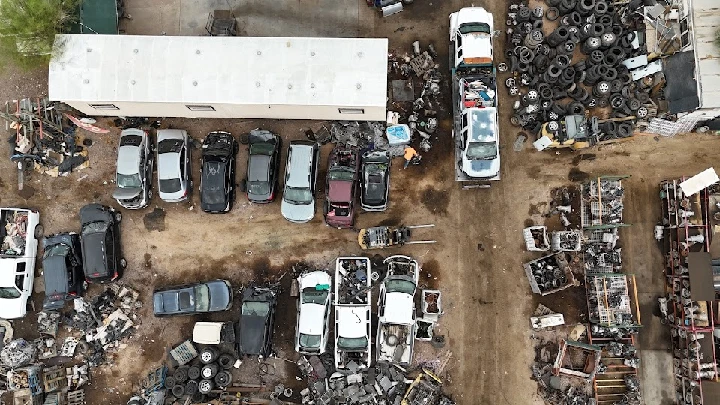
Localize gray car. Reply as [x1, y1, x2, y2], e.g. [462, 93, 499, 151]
[281, 141, 320, 223]
[153, 279, 233, 317]
[113, 128, 153, 209]
[157, 129, 191, 202]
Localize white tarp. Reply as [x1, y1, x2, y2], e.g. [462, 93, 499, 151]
[680, 167, 719, 196]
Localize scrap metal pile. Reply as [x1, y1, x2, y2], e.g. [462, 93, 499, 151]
[1, 211, 29, 255]
[503, 1, 656, 150]
[63, 284, 142, 367]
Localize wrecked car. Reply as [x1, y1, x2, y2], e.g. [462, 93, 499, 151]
[200, 131, 237, 213]
[324, 146, 359, 229]
[156, 129, 191, 203]
[153, 279, 233, 316]
[458, 108, 500, 179]
[79, 203, 125, 284]
[42, 233, 85, 310]
[377, 255, 419, 366]
[295, 271, 332, 355]
[113, 128, 153, 209]
[193, 321, 235, 345]
[0, 208, 40, 319]
[360, 150, 391, 212]
[281, 141, 320, 223]
[244, 129, 281, 203]
[334, 257, 372, 370]
[237, 285, 277, 357]
[535, 115, 600, 151]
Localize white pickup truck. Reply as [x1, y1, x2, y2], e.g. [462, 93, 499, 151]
[334, 257, 372, 370]
[376, 255, 419, 366]
[0, 208, 40, 319]
[450, 7, 501, 182]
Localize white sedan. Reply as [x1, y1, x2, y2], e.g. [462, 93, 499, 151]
[295, 271, 332, 354]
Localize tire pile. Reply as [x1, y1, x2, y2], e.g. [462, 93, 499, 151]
[504, 0, 652, 144]
[164, 347, 235, 403]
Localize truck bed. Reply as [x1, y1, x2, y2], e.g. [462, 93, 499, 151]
[1, 209, 33, 256]
[377, 323, 415, 365]
[335, 257, 371, 305]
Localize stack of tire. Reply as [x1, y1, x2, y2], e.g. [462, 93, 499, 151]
[505, 0, 649, 141]
[165, 347, 236, 402]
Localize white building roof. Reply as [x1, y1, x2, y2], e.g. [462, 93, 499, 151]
[690, 0, 720, 109]
[49, 34, 388, 107]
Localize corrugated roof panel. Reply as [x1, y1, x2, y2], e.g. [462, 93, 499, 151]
[49, 34, 388, 107]
[690, 0, 720, 109]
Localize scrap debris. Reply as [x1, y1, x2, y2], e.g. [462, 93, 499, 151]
[2, 211, 29, 255]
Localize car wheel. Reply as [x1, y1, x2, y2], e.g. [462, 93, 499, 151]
[201, 364, 218, 379]
[217, 353, 235, 369]
[214, 370, 231, 388]
[200, 347, 219, 364]
[173, 366, 189, 383]
[114, 211, 122, 222]
[239, 134, 249, 145]
[187, 366, 201, 380]
[198, 380, 214, 394]
[120, 258, 127, 269]
[33, 224, 44, 239]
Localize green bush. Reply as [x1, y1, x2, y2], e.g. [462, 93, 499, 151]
[0, 0, 80, 67]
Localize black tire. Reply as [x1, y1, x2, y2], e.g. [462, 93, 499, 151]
[546, 7, 559, 21]
[198, 380, 214, 394]
[218, 353, 235, 369]
[201, 363, 219, 379]
[164, 376, 176, 390]
[200, 347, 219, 364]
[567, 101, 585, 115]
[239, 134, 249, 145]
[173, 366, 189, 383]
[114, 211, 122, 222]
[188, 366, 201, 380]
[627, 98, 641, 111]
[214, 370, 232, 388]
[172, 384, 185, 398]
[33, 224, 44, 239]
[185, 380, 199, 395]
[120, 258, 127, 269]
[617, 123, 633, 138]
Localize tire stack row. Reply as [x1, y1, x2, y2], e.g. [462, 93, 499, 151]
[165, 347, 236, 403]
[505, 0, 650, 141]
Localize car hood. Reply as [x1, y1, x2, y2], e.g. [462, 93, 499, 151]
[328, 180, 353, 202]
[80, 204, 112, 226]
[281, 199, 315, 223]
[461, 155, 500, 179]
[239, 315, 267, 355]
[113, 187, 142, 200]
[208, 280, 232, 311]
[0, 298, 26, 319]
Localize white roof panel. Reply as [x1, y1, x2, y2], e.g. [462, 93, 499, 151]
[680, 167, 719, 196]
[49, 34, 388, 107]
[691, 0, 720, 109]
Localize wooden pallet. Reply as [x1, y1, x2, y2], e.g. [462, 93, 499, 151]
[67, 390, 85, 405]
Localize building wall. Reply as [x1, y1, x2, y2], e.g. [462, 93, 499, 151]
[65, 101, 385, 121]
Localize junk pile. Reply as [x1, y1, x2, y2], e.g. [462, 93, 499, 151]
[366, 0, 416, 18]
[2, 211, 29, 255]
[503, 1, 656, 150]
[336, 258, 370, 305]
[523, 252, 577, 296]
[4, 98, 92, 178]
[329, 122, 389, 152]
[297, 356, 454, 405]
[63, 284, 142, 367]
[530, 339, 594, 405]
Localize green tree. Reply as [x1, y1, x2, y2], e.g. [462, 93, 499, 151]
[0, 0, 80, 67]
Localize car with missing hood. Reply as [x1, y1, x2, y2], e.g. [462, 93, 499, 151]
[281, 141, 320, 223]
[237, 285, 277, 357]
[157, 129, 191, 202]
[153, 279, 233, 317]
[200, 131, 237, 213]
[360, 150, 391, 211]
[243, 129, 281, 203]
[324, 146, 359, 228]
[42, 233, 85, 310]
[295, 271, 332, 355]
[459, 108, 500, 179]
[113, 128, 153, 209]
[79, 203, 125, 284]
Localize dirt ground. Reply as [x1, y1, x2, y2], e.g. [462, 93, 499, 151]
[0, 1, 717, 405]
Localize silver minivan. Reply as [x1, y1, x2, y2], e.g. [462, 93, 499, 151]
[281, 141, 319, 223]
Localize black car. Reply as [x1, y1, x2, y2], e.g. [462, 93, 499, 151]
[153, 279, 233, 317]
[360, 150, 391, 211]
[200, 131, 237, 213]
[42, 233, 85, 310]
[237, 285, 277, 357]
[79, 204, 125, 284]
[244, 129, 281, 203]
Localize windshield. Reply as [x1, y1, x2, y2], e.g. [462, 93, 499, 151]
[158, 139, 183, 154]
[43, 243, 69, 260]
[328, 169, 354, 182]
[301, 288, 328, 304]
[466, 142, 497, 160]
[248, 181, 271, 196]
[250, 143, 274, 155]
[460, 23, 491, 34]
[194, 284, 210, 312]
[299, 333, 321, 349]
[337, 336, 368, 350]
[284, 186, 312, 205]
[82, 221, 108, 236]
[242, 301, 270, 317]
[160, 178, 182, 193]
[117, 173, 142, 188]
[385, 279, 416, 295]
[0, 287, 21, 299]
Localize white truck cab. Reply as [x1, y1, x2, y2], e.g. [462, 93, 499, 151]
[450, 7, 494, 69]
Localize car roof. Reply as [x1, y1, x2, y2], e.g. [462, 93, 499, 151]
[0, 259, 24, 286]
[299, 303, 326, 335]
[117, 130, 145, 175]
[83, 233, 109, 277]
[286, 144, 314, 188]
[158, 152, 181, 180]
[468, 108, 497, 142]
[328, 180, 353, 202]
[44, 254, 70, 295]
[248, 155, 271, 182]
